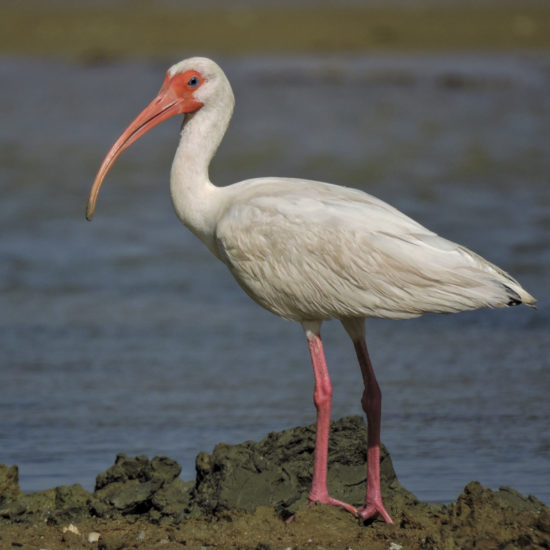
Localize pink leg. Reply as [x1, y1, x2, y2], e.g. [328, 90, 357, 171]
[352, 338, 394, 523]
[304, 327, 358, 517]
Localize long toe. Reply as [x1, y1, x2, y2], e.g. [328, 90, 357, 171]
[358, 501, 394, 524]
[309, 494, 359, 517]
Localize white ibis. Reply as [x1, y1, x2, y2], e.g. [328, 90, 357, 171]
[86, 57, 536, 523]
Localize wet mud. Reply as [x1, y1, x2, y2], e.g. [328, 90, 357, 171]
[1, 416, 549, 549]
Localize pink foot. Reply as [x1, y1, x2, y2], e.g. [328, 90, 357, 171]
[309, 491, 358, 517]
[358, 500, 394, 523]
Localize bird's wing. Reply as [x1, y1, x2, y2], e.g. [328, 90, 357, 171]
[215, 179, 533, 321]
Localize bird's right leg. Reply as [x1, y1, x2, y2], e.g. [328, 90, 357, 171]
[303, 321, 358, 517]
[342, 318, 394, 524]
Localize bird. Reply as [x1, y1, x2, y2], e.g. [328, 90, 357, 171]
[86, 57, 536, 523]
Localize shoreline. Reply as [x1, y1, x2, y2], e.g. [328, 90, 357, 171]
[1, 5, 550, 62]
[1, 417, 549, 549]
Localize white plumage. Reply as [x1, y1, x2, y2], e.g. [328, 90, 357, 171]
[87, 57, 536, 523]
[213, 177, 533, 321]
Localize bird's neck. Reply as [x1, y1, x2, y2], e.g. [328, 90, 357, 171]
[170, 102, 232, 256]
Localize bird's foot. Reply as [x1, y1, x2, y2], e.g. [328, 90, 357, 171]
[308, 491, 358, 517]
[358, 500, 394, 524]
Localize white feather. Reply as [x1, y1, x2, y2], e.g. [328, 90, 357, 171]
[213, 178, 535, 321]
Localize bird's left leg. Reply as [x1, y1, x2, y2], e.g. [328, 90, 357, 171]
[303, 321, 358, 517]
[342, 318, 394, 524]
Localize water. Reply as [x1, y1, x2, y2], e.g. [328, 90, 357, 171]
[0, 53, 549, 504]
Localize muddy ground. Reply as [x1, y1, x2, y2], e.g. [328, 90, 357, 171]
[1, 417, 549, 549]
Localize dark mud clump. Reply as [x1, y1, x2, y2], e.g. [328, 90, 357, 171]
[0, 417, 417, 524]
[190, 414, 420, 520]
[1, 416, 549, 550]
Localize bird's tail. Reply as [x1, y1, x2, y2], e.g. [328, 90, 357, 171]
[503, 283, 537, 309]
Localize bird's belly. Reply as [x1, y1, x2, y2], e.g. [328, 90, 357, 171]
[223, 260, 420, 322]
[227, 267, 332, 321]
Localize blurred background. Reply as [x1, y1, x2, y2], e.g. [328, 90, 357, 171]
[0, 0, 549, 505]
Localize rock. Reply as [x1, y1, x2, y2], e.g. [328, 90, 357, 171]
[91, 454, 188, 519]
[494, 485, 546, 512]
[0, 498, 26, 521]
[95, 454, 152, 490]
[62, 523, 80, 535]
[188, 415, 415, 519]
[0, 464, 22, 503]
[95, 454, 181, 491]
[88, 531, 101, 543]
[441, 481, 550, 549]
[151, 477, 193, 517]
[150, 456, 182, 484]
[0, 489, 56, 523]
[107, 479, 160, 513]
[52, 484, 91, 523]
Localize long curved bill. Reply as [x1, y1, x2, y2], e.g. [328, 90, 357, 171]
[86, 74, 202, 220]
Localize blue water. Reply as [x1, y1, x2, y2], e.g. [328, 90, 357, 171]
[0, 53, 549, 504]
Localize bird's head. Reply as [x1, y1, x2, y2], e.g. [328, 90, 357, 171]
[85, 57, 232, 220]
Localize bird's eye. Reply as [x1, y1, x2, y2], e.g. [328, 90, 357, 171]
[187, 76, 200, 87]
